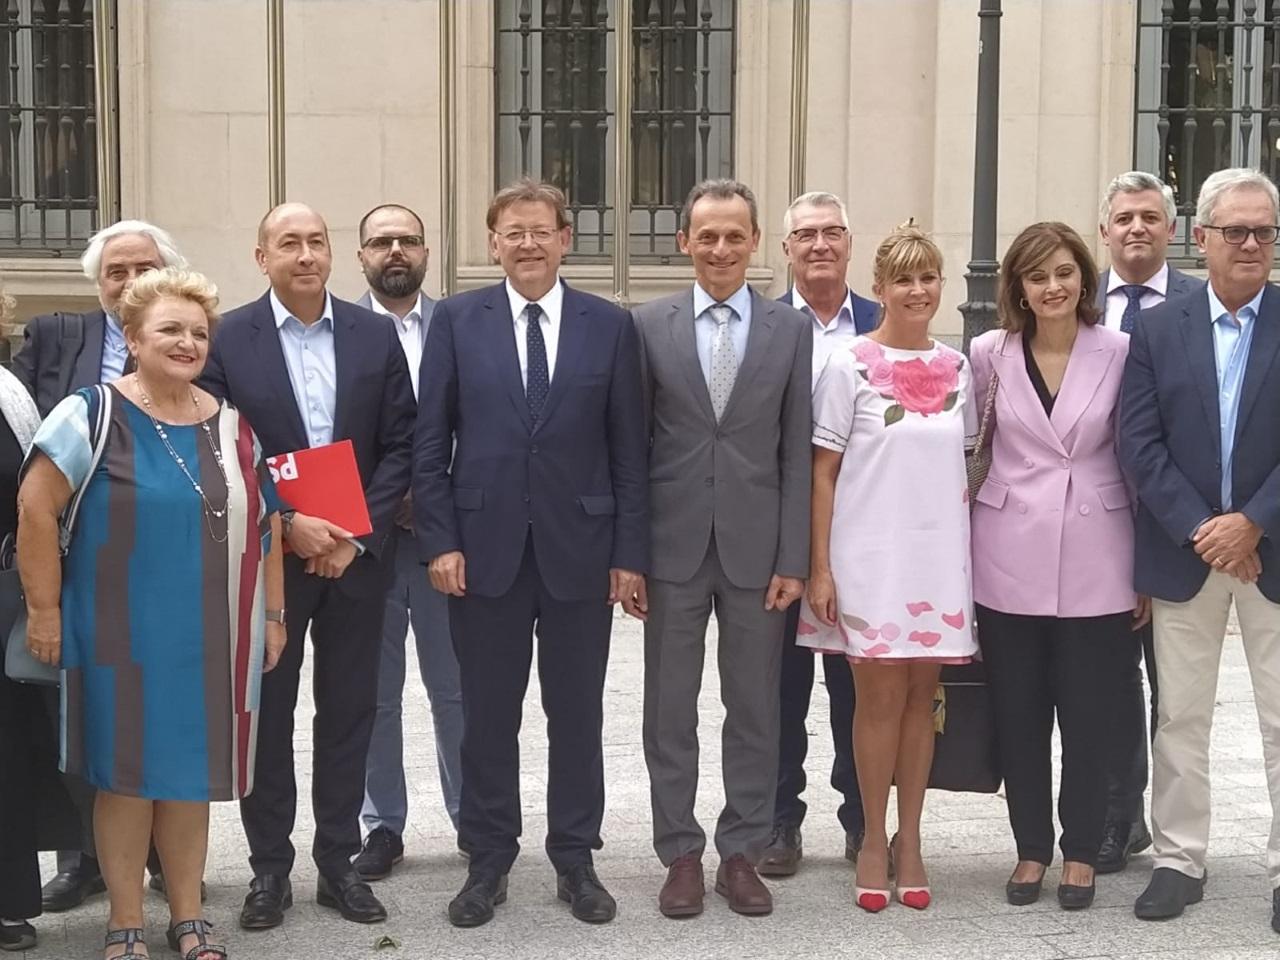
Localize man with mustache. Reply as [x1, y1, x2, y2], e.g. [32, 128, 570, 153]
[351, 204, 464, 880]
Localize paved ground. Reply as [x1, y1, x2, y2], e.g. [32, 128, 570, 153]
[23, 609, 1280, 959]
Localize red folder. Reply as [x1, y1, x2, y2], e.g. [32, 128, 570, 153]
[265, 440, 373, 543]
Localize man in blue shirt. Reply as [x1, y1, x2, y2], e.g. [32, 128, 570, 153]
[1119, 167, 1280, 935]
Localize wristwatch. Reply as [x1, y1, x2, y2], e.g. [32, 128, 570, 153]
[266, 609, 287, 627]
[281, 509, 297, 537]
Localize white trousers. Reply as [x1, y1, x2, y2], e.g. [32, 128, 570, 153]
[1151, 570, 1280, 887]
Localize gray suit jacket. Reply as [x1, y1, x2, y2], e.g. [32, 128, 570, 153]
[1095, 265, 1201, 314]
[632, 288, 813, 589]
[356, 289, 437, 352]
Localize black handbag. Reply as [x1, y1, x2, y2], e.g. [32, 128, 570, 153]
[928, 660, 1001, 793]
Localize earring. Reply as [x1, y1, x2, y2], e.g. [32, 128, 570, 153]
[1018, 297, 1029, 310]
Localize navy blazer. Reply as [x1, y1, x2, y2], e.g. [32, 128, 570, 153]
[1118, 283, 1280, 603]
[1095, 266, 1202, 314]
[10, 309, 110, 416]
[201, 291, 417, 596]
[413, 281, 649, 601]
[777, 286, 879, 334]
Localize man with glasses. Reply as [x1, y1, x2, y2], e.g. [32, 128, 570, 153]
[1119, 168, 1280, 934]
[414, 179, 648, 928]
[350, 204, 465, 881]
[758, 192, 876, 878]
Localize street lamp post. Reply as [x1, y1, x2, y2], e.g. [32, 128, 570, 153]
[960, 0, 1002, 350]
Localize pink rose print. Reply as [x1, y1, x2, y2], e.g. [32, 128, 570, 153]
[941, 610, 966, 630]
[927, 354, 960, 394]
[880, 623, 901, 641]
[797, 618, 819, 636]
[841, 614, 870, 631]
[907, 630, 942, 648]
[861, 642, 893, 657]
[867, 359, 895, 393]
[906, 601, 934, 617]
[852, 339, 884, 364]
[891, 358, 951, 415]
[860, 628, 880, 641]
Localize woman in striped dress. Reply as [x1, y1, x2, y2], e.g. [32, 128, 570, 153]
[17, 267, 285, 960]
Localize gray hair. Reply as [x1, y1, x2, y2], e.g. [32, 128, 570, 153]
[679, 178, 759, 236]
[1100, 171, 1177, 225]
[783, 191, 850, 235]
[1195, 167, 1280, 226]
[81, 220, 186, 283]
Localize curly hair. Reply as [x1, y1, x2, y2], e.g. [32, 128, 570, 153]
[117, 266, 220, 335]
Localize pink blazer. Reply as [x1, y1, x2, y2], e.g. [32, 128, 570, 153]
[969, 324, 1136, 617]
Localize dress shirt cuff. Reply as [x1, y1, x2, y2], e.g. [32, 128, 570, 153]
[1187, 516, 1214, 546]
[347, 536, 367, 557]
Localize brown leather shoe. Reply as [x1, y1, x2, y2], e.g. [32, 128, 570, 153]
[658, 854, 705, 918]
[715, 854, 773, 916]
[757, 824, 801, 877]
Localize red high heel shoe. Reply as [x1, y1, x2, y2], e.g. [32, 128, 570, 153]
[855, 886, 890, 913]
[895, 885, 931, 910]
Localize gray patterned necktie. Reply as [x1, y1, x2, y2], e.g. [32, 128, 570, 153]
[707, 303, 738, 420]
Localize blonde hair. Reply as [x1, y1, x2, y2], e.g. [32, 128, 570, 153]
[117, 266, 220, 335]
[872, 220, 944, 290]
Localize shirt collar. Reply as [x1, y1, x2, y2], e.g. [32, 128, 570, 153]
[1108, 262, 1169, 296]
[693, 281, 751, 321]
[103, 312, 124, 340]
[270, 288, 334, 330]
[366, 291, 425, 328]
[791, 286, 854, 332]
[505, 277, 564, 323]
[1207, 282, 1265, 326]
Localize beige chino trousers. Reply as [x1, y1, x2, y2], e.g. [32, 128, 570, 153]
[1151, 569, 1280, 887]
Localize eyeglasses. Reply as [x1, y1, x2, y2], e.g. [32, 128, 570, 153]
[1202, 224, 1280, 245]
[495, 228, 559, 245]
[362, 234, 424, 252]
[787, 226, 848, 245]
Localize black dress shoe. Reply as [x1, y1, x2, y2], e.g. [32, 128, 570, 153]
[0, 921, 36, 952]
[758, 824, 802, 877]
[40, 856, 106, 912]
[1057, 881, 1096, 910]
[148, 872, 209, 902]
[556, 864, 617, 924]
[1097, 820, 1153, 875]
[239, 874, 292, 930]
[353, 827, 405, 882]
[317, 871, 387, 924]
[448, 872, 508, 928]
[1134, 867, 1205, 920]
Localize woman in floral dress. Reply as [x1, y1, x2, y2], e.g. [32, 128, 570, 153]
[799, 225, 978, 913]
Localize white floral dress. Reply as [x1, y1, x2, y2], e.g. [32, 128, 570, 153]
[797, 336, 979, 663]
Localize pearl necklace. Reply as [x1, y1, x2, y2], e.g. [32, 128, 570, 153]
[137, 381, 233, 543]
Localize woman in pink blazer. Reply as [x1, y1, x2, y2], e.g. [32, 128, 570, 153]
[969, 222, 1148, 912]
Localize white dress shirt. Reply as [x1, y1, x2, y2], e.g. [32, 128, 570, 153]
[792, 287, 859, 392]
[1103, 262, 1170, 331]
[367, 291, 427, 400]
[506, 278, 564, 387]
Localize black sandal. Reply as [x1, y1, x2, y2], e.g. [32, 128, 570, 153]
[165, 919, 226, 960]
[104, 928, 149, 960]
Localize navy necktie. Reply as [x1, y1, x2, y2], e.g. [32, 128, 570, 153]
[1120, 284, 1148, 335]
[525, 302, 549, 422]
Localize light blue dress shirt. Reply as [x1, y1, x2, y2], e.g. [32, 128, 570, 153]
[100, 313, 128, 382]
[271, 289, 337, 449]
[1207, 284, 1263, 511]
[693, 281, 753, 384]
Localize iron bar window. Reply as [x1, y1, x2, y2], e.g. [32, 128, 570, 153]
[1135, 0, 1278, 263]
[0, 0, 106, 257]
[495, 0, 735, 262]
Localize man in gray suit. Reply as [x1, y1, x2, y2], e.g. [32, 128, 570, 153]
[1096, 171, 1202, 875]
[630, 179, 812, 919]
[350, 203, 464, 880]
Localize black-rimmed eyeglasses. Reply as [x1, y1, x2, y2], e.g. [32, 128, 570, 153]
[362, 234, 425, 251]
[1201, 224, 1280, 245]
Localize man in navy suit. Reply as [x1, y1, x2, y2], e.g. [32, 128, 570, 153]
[1119, 167, 1280, 934]
[201, 202, 416, 931]
[759, 191, 876, 877]
[415, 179, 648, 928]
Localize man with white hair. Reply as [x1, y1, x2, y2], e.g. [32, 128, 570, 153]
[1120, 167, 1280, 933]
[8, 219, 186, 913]
[12, 219, 186, 416]
[1095, 171, 1201, 876]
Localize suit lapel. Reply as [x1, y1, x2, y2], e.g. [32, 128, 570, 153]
[69, 309, 104, 393]
[989, 331, 1069, 458]
[248, 293, 308, 448]
[720, 290, 776, 423]
[1094, 270, 1109, 312]
[534, 284, 585, 433]
[669, 291, 716, 425]
[332, 300, 358, 442]
[1234, 284, 1280, 446]
[483, 284, 533, 432]
[1048, 323, 1117, 446]
[1177, 290, 1221, 456]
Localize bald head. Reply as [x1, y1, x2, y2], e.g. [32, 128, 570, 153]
[258, 202, 329, 247]
[254, 202, 333, 316]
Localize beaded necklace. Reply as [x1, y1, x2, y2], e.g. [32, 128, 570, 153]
[136, 380, 232, 543]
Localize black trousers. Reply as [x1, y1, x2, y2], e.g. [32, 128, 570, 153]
[1105, 621, 1157, 824]
[239, 556, 386, 879]
[977, 605, 1136, 866]
[775, 603, 862, 835]
[449, 537, 612, 878]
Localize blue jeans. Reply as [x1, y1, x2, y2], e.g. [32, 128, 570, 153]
[361, 527, 464, 835]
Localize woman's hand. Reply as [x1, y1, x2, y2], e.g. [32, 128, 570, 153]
[1132, 595, 1152, 631]
[26, 607, 61, 667]
[263, 621, 287, 673]
[807, 570, 839, 627]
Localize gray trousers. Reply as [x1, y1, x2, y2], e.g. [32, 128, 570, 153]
[361, 527, 464, 835]
[643, 540, 785, 866]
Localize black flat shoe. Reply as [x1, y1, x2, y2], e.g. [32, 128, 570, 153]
[1057, 881, 1096, 910]
[0, 921, 36, 952]
[556, 864, 617, 924]
[448, 872, 508, 928]
[316, 871, 387, 924]
[41, 856, 106, 912]
[239, 874, 292, 930]
[1134, 867, 1205, 920]
[1005, 876, 1043, 906]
